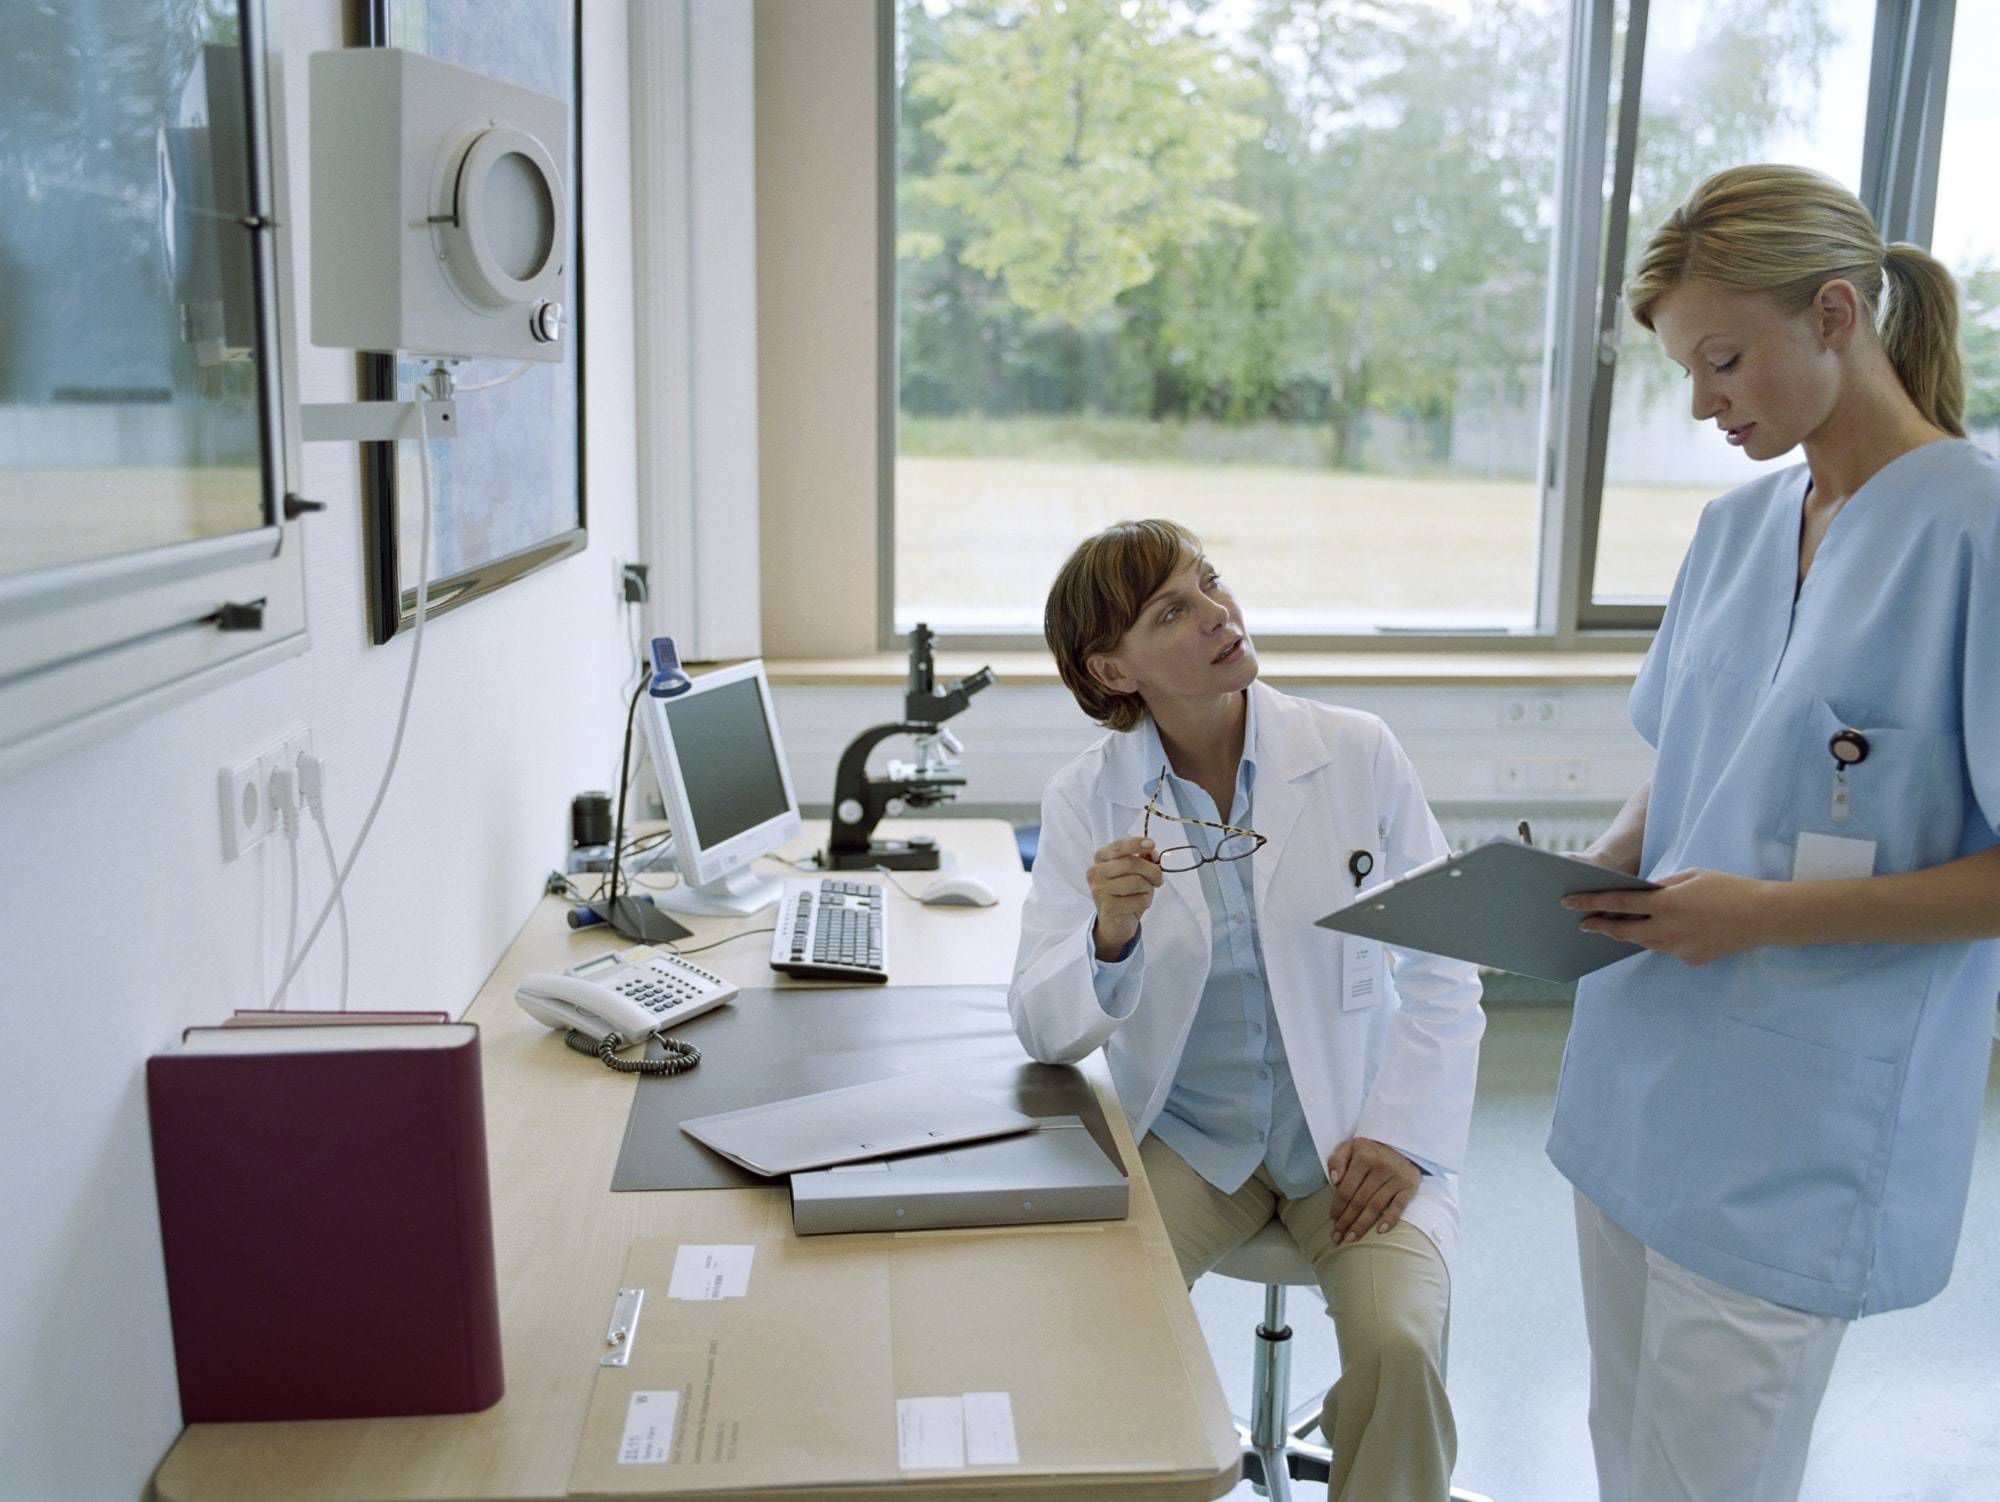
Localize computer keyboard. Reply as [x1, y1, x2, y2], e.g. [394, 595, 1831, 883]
[770, 877, 890, 983]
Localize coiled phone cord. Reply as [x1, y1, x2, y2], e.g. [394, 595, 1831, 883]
[562, 1028, 701, 1075]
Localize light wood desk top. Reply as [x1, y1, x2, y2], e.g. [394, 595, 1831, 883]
[154, 820, 1239, 1502]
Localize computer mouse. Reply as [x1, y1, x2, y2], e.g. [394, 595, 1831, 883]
[920, 874, 999, 907]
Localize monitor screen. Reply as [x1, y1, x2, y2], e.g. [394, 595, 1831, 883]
[661, 677, 791, 851]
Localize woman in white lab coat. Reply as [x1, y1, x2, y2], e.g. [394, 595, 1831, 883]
[1009, 520, 1484, 1502]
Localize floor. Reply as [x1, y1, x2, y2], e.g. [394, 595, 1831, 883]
[1189, 1002, 2000, 1500]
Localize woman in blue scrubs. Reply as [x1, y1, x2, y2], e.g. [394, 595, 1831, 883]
[1550, 164, 2000, 1502]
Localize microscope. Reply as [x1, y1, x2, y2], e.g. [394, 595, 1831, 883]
[821, 624, 995, 870]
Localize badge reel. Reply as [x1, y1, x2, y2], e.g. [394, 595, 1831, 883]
[1795, 728, 1876, 882]
[1828, 728, 1868, 822]
[1341, 849, 1381, 1011]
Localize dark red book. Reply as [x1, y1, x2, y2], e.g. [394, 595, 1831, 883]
[146, 1022, 504, 1422]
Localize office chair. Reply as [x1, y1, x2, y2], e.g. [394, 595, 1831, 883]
[1212, 1222, 1492, 1501]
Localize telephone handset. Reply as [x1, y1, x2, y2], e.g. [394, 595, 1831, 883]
[514, 944, 735, 1075]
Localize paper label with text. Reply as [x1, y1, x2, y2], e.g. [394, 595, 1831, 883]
[618, 1390, 680, 1464]
[898, 1396, 968, 1469]
[897, 1392, 1020, 1469]
[668, 1244, 755, 1300]
[1342, 935, 1383, 1010]
[963, 1391, 1020, 1465]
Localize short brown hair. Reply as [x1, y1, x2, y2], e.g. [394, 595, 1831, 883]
[1044, 519, 1202, 732]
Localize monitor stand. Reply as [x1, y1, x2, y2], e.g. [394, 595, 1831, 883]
[652, 862, 785, 917]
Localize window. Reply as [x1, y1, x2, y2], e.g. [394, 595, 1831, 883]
[1588, 0, 1879, 604]
[884, 0, 1970, 645]
[1932, 0, 2000, 459]
[0, 0, 304, 770]
[893, 0, 1566, 635]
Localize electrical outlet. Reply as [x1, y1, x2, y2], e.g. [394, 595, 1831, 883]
[218, 728, 314, 859]
[220, 757, 266, 860]
[1498, 759, 1534, 793]
[1499, 694, 1561, 727]
[1555, 758, 1586, 792]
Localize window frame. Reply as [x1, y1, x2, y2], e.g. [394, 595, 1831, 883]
[876, 0, 1963, 654]
[0, 0, 307, 775]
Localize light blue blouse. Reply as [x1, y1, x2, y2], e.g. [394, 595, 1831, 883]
[1090, 695, 1330, 1197]
[1547, 439, 2000, 1318]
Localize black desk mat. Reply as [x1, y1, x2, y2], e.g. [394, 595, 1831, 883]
[610, 985, 1125, 1191]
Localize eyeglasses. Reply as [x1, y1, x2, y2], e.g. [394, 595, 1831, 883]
[1142, 764, 1268, 872]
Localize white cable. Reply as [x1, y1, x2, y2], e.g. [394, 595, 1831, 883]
[299, 754, 351, 1013]
[272, 765, 301, 1009]
[268, 387, 439, 1007]
[453, 360, 532, 393]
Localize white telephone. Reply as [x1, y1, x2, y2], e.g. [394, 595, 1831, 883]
[514, 945, 735, 1075]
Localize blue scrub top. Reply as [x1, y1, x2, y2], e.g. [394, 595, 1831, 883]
[1548, 438, 2000, 1319]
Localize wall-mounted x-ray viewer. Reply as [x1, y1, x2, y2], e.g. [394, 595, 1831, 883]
[301, 48, 568, 444]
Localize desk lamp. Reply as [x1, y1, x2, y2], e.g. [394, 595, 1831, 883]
[603, 637, 696, 944]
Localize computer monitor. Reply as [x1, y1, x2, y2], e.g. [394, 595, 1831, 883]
[638, 659, 802, 916]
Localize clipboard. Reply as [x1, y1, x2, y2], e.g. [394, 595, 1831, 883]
[1315, 838, 1660, 983]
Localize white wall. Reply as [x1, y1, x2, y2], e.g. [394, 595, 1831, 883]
[0, 4, 639, 1496]
[772, 681, 1653, 820]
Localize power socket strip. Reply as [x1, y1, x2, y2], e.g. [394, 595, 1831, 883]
[219, 728, 315, 861]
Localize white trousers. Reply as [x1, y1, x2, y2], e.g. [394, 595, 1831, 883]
[1574, 1191, 1848, 1502]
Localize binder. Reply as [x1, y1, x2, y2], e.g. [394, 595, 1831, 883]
[146, 1021, 503, 1421]
[790, 1115, 1128, 1235]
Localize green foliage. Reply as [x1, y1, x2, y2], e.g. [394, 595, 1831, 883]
[896, 0, 1844, 466]
[1960, 262, 2000, 431]
[907, 0, 1264, 327]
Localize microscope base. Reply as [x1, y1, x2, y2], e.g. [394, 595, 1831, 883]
[823, 835, 940, 871]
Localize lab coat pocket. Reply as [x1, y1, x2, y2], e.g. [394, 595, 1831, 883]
[1788, 697, 1958, 876]
[1677, 1017, 1897, 1285]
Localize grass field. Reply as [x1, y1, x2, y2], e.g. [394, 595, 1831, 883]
[895, 453, 1710, 629]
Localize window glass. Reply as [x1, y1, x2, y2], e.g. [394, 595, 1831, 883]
[1591, 0, 1876, 601]
[894, 0, 1567, 633]
[1931, 0, 2000, 461]
[0, 3, 268, 580]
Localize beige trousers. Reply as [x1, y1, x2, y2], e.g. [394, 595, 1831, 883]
[1141, 1135, 1456, 1502]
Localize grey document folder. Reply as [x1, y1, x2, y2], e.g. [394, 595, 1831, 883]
[678, 1071, 1038, 1177]
[1316, 838, 1661, 983]
[611, 986, 1122, 1192]
[790, 1115, 1128, 1235]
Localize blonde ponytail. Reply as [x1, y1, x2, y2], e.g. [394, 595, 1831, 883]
[1880, 242, 1966, 437]
[1627, 165, 1966, 437]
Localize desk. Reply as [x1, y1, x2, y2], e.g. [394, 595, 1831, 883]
[153, 820, 1240, 1501]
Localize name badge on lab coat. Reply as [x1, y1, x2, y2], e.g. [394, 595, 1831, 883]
[1342, 935, 1383, 1010]
[1793, 831, 1876, 882]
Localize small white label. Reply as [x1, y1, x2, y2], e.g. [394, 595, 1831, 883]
[963, 1391, 1020, 1466]
[618, 1389, 680, 1464]
[896, 1393, 1020, 1469]
[667, 1244, 755, 1301]
[898, 1396, 967, 1469]
[1342, 935, 1382, 1010]
[829, 1160, 893, 1174]
[1794, 832, 1876, 882]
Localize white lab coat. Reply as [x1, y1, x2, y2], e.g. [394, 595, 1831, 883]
[1009, 681, 1486, 1270]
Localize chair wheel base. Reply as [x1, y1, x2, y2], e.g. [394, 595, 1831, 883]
[1238, 1427, 1331, 1499]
